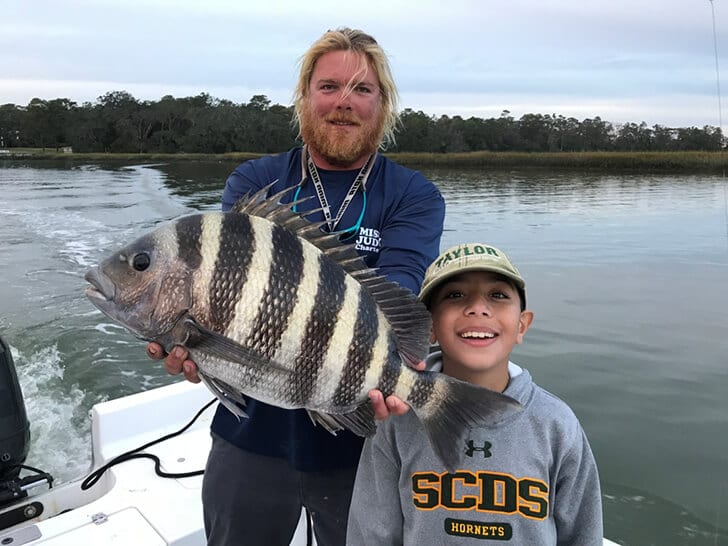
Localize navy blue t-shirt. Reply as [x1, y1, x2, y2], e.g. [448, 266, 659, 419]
[212, 147, 445, 471]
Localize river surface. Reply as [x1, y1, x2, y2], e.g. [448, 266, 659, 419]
[1, 159, 727, 545]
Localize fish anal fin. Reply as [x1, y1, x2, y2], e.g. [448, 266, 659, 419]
[198, 371, 248, 420]
[307, 404, 377, 438]
[307, 410, 343, 435]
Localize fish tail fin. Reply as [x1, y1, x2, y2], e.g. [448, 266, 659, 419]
[412, 374, 521, 471]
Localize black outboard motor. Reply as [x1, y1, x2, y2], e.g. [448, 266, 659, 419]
[0, 335, 30, 485]
[0, 336, 52, 527]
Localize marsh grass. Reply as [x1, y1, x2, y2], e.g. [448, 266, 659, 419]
[385, 151, 728, 171]
[3, 149, 728, 171]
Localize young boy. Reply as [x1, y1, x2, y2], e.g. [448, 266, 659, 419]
[347, 242, 603, 545]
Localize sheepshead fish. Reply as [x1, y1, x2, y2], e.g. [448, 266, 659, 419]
[84, 185, 519, 470]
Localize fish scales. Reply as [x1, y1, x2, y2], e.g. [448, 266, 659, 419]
[331, 290, 382, 408]
[237, 221, 307, 408]
[84, 184, 524, 471]
[187, 213, 277, 407]
[207, 216, 299, 405]
[225, 215, 273, 351]
[373, 336, 403, 399]
[360, 311, 395, 401]
[208, 213, 255, 333]
[174, 215, 203, 270]
[404, 374, 438, 410]
[198, 214, 370, 410]
[191, 214, 223, 326]
[291, 253, 347, 406]
[308, 269, 363, 405]
[190, 211, 389, 410]
[246, 223, 304, 362]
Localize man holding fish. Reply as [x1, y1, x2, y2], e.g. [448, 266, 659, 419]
[146, 27, 445, 545]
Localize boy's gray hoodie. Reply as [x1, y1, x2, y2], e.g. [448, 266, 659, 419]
[347, 352, 603, 545]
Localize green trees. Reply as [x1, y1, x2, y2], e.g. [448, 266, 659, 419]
[0, 104, 25, 148]
[0, 91, 723, 153]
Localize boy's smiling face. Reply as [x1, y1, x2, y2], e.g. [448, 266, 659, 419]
[429, 271, 534, 390]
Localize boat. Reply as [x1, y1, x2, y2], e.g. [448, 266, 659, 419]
[0, 337, 621, 545]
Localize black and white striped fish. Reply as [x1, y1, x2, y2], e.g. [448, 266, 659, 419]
[84, 185, 519, 470]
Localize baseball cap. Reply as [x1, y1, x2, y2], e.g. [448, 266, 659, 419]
[418, 243, 526, 306]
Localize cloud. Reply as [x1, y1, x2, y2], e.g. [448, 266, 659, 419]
[1, 0, 727, 129]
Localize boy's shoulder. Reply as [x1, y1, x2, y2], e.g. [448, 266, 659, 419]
[523, 378, 586, 436]
[504, 368, 580, 424]
[531, 382, 578, 414]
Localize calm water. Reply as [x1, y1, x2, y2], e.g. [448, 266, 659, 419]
[1, 160, 727, 545]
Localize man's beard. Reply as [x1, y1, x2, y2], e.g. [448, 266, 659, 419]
[300, 103, 385, 168]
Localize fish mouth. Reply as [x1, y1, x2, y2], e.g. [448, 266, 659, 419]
[84, 267, 116, 303]
[83, 266, 153, 341]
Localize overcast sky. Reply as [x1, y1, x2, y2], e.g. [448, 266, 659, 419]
[3, 0, 727, 129]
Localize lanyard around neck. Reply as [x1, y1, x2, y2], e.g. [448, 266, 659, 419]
[296, 145, 376, 233]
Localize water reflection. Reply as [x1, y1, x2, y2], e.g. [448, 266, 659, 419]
[156, 160, 237, 209]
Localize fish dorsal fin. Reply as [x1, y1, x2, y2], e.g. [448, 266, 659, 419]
[230, 181, 284, 214]
[230, 183, 432, 366]
[372, 284, 431, 367]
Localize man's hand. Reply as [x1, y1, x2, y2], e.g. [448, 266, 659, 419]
[368, 360, 426, 420]
[146, 342, 201, 384]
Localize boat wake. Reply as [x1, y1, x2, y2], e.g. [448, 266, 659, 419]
[12, 343, 93, 484]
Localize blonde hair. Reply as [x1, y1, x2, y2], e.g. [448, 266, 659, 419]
[293, 27, 400, 149]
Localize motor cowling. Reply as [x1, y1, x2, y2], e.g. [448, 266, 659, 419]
[0, 335, 30, 482]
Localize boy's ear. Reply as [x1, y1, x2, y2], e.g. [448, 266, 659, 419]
[429, 329, 437, 345]
[516, 310, 534, 344]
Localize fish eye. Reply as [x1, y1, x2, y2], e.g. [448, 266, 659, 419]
[131, 252, 151, 271]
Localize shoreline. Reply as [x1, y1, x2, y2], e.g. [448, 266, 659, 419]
[2, 150, 728, 171]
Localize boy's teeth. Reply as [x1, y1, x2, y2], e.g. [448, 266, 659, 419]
[462, 332, 495, 339]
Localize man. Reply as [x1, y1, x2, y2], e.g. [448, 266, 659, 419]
[147, 27, 445, 545]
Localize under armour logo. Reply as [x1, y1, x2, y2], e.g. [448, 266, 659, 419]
[464, 440, 492, 458]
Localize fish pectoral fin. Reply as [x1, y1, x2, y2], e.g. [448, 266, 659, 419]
[182, 318, 291, 374]
[199, 371, 248, 419]
[307, 404, 377, 438]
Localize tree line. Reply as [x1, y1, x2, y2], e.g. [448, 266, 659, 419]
[0, 91, 723, 154]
